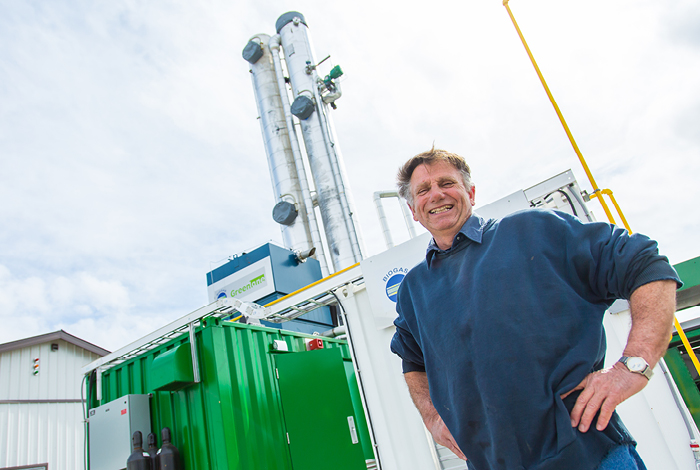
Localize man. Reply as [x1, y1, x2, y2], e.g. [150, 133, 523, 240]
[390, 148, 680, 470]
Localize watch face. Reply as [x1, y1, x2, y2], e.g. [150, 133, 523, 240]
[627, 357, 646, 372]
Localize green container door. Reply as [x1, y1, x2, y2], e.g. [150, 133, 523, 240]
[275, 348, 369, 470]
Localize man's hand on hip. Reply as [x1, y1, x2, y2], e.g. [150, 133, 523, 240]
[563, 362, 648, 433]
[564, 280, 676, 433]
[425, 412, 467, 461]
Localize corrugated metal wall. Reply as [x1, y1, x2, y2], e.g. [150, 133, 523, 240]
[0, 339, 101, 469]
[0, 402, 84, 467]
[90, 318, 352, 470]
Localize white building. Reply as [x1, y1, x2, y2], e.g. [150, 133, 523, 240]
[0, 330, 109, 470]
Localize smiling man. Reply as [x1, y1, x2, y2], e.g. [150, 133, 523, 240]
[390, 148, 680, 470]
[406, 158, 476, 250]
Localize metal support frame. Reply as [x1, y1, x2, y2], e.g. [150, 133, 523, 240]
[335, 283, 384, 470]
[373, 191, 417, 249]
[264, 264, 364, 321]
[83, 298, 270, 377]
[96, 366, 102, 401]
[84, 271, 368, 388]
[188, 322, 201, 384]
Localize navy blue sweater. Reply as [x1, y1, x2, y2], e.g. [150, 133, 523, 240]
[390, 210, 680, 470]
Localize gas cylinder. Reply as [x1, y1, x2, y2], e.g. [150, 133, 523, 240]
[147, 432, 158, 470]
[126, 431, 151, 470]
[156, 427, 181, 470]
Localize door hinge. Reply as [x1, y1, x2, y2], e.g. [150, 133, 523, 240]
[276, 368, 279, 379]
[286, 432, 290, 444]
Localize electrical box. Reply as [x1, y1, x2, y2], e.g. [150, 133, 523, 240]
[88, 394, 151, 470]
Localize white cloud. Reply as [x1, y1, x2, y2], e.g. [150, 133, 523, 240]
[0, 266, 133, 346]
[0, 0, 698, 353]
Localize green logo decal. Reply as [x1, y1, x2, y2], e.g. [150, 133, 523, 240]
[229, 269, 267, 299]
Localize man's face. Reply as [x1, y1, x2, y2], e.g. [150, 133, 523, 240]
[408, 161, 475, 249]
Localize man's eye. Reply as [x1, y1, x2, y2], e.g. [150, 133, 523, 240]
[442, 182, 454, 187]
[417, 189, 428, 195]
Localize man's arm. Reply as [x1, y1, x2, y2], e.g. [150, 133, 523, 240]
[567, 279, 677, 432]
[404, 371, 467, 460]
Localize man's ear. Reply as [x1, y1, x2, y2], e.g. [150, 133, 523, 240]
[408, 202, 418, 221]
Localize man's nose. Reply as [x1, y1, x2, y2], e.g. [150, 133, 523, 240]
[429, 185, 445, 201]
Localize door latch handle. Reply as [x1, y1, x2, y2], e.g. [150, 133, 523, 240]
[347, 416, 358, 444]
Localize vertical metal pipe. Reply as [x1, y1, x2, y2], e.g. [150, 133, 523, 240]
[373, 191, 418, 249]
[334, 288, 383, 470]
[269, 34, 329, 275]
[311, 82, 364, 261]
[399, 197, 417, 238]
[96, 367, 102, 402]
[373, 191, 394, 249]
[276, 12, 362, 271]
[659, 359, 699, 441]
[565, 185, 594, 223]
[244, 33, 314, 254]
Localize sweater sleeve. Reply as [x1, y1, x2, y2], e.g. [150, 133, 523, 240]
[390, 284, 426, 373]
[391, 325, 426, 373]
[554, 211, 682, 301]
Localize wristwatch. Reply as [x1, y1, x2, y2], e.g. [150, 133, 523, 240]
[618, 356, 653, 380]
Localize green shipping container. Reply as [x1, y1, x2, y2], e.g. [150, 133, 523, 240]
[87, 317, 374, 470]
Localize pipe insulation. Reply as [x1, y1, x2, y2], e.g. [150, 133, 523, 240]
[269, 34, 329, 275]
[244, 34, 315, 255]
[276, 12, 363, 271]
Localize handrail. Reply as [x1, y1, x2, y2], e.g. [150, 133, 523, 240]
[589, 189, 631, 233]
[503, 0, 700, 377]
[264, 262, 361, 307]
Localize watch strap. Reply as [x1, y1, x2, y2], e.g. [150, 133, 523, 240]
[619, 356, 653, 380]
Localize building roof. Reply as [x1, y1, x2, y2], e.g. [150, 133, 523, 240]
[0, 330, 110, 356]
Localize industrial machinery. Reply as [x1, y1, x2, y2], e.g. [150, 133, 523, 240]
[82, 165, 700, 470]
[205, 241, 335, 334]
[82, 10, 700, 470]
[83, 308, 375, 470]
[242, 11, 364, 275]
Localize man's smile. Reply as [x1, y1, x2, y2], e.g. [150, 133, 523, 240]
[429, 205, 453, 214]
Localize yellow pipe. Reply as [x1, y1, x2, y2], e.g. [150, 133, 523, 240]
[503, 0, 700, 376]
[676, 317, 700, 374]
[602, 190, 631, 233]
[589, 191, 618, 226]
[590, 189, 631, 233]
[264, 262, 361, 308]
[502, 0, 615, 224]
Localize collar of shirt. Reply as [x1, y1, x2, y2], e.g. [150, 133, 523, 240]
[425, 213, 487, 267]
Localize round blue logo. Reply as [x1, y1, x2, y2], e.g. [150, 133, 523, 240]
[385, 274, 405, 302]
[217, 291, 227, 299]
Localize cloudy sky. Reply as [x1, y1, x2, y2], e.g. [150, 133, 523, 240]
[1, 0, 699, 351]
